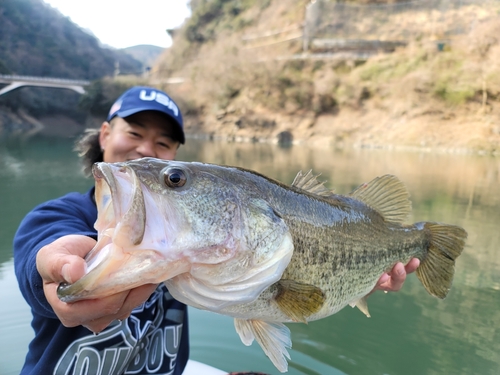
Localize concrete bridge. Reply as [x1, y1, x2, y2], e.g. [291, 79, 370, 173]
[0, 74, 91, 96]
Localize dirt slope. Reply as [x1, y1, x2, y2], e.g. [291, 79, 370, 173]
[150, 0, 500, 154]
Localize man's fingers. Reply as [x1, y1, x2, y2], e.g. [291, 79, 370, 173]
[405, 258, 420, 274]
[122, 284, 158, 312]
[60, 261, 88, 284]
[37, 251, 86, 284]
[47, 285, 129, 327]
[374, 262, 406, 292]
[83, 317, 119, 334]
[82, 285, 159, 332]
[381, 259, 420, 292]
[388, 262, 407, 291]
[52, 256, 86, 284]
[36, 235, 96, 283]
[377, 273, 390, 287]
[372, 258, 421, 295]
[52, 285, 156, 330]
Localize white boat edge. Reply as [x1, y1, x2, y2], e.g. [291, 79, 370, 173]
[183, 359, 227, 375]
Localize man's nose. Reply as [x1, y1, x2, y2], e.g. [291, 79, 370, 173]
[136, 140, 156, 157]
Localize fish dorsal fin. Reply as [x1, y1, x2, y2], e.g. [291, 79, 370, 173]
[349, 296, 371, 317]
[274, 279, 325, 324]
[349, 174, 411, 224]
[292, 170, 334, 197]
[234, 318, 291, 373]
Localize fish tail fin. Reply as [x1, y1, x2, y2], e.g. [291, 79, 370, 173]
[416, 222, 467, 299]
[234, 318, 291, 373]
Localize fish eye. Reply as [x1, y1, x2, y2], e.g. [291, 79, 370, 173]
[164, 168, 187, 188]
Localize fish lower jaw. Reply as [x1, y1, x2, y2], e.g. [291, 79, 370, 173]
[57, 246, 191, 302]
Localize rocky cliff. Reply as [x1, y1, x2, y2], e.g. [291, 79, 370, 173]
[150, 0, 500, 154]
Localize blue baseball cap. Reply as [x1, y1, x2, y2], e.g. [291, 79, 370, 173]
[107, 86, 185, 144]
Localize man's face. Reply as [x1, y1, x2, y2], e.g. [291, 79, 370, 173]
[99, 111, 181, 163]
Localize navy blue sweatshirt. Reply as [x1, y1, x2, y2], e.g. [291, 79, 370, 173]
[13, 188, 189, 375]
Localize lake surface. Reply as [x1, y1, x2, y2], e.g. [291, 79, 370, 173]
[1, 136, 499, 375]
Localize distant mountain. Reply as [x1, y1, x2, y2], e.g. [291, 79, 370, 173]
[0, 0, 147, 128]
[122, 45, 165, 70]
[0, 0, 143, 79]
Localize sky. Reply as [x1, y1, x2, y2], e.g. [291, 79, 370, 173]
[43, 0, 192, 49]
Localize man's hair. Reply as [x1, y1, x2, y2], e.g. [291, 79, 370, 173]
[74, 128, 103, 177]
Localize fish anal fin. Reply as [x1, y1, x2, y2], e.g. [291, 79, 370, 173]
[349, 296, 371, 317]
[234, 318, 256, 346]
[274, 279, 325, 323]
[234, 318, 291, 373]
[292, 170, 335, 197]
[350, 174, 411, 224]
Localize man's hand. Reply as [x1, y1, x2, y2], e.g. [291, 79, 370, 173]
[36, 234, 157, 333]
[373, 258, 420, 292]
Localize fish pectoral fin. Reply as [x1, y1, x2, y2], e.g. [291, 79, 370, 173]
[274, 279, 325, 323]
[349, 174, 411, 224]
[234, 318, 291, 373]
[349, 296, 371, 318]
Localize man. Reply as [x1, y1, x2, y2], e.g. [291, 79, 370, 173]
[13, 86, 418, 375]
[14, 86, 189, 375]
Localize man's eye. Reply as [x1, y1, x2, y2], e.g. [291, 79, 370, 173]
[158, 142, 170, 149]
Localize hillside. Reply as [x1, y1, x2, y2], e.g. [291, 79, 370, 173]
[0, 0, 142, 79]
[149, 0, 500, 154]
[0, 0, 145, 136]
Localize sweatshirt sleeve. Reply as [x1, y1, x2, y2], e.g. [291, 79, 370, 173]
[13, 188, 98, 319]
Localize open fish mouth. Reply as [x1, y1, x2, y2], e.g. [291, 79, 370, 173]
[94, 163, 146, 249]
[57, 162, 182, 303]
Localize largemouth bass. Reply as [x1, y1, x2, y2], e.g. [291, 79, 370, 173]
[57, 157, 467, 372]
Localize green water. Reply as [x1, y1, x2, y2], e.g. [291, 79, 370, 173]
[1, 136, 499, 375]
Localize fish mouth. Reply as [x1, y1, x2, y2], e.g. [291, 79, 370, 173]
[57, 162, 188, 303]
[94, 163, 146, 248]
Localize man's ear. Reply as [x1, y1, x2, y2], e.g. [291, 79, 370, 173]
[99, 121, 111, 150]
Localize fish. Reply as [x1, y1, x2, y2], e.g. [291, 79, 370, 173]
[57, 157, 467, 373]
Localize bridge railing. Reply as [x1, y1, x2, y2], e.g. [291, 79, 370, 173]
[0, 74, 90, 86]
